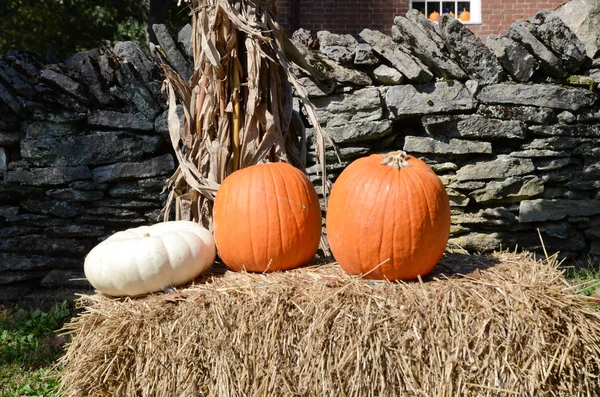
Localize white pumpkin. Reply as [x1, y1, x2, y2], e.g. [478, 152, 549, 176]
[84, 221, 216, 297]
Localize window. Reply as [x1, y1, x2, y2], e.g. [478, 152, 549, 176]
[409, 0, 481, 24]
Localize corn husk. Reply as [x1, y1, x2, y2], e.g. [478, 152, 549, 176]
[160, 0, 333, 229]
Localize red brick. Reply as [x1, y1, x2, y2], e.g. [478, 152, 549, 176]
[275, 0, 564, 39]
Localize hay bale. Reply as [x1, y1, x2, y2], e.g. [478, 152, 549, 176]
[59, 253, 600, 396]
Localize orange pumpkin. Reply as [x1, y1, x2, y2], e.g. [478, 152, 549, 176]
[449, 11, 455, 17]
[460, 8, 470, 22]
[326, 151, 450, 281]
[429, 10, 440, 22]
[213, 162, 322, 273]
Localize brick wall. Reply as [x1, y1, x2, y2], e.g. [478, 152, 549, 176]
[468, 0, 567, 39]
[275, 0, 567, 40]
[275, 0, 409, 35]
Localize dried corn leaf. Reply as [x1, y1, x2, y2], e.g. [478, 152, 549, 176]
[160, 0, 332, 228]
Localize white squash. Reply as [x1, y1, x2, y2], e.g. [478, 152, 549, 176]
[84, 221, 216, 297]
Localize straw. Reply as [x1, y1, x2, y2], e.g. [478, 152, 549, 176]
[58, 252, 600, 396]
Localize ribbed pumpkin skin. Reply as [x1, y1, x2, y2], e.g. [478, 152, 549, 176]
[84, 221, 216, 297]
[213, 162, 322, 272]
[326, 153, 450, 281]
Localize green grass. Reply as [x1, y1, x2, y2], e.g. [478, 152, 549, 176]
[0, 365, 60, 397]
[566, 267, 600, 296]
[563, 255, 600, 297]
[0, 301, 74, 397]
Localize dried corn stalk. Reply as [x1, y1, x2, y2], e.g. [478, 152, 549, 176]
[161, 0, 333, 229]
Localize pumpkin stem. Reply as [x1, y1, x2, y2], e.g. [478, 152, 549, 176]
[143, 233, 151, 238]
[381, 151, 412, 169]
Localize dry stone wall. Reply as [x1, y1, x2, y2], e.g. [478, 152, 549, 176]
[295, 7, 600, 259]
[1, 3, 599, 298]
[0, 39, 177, 300]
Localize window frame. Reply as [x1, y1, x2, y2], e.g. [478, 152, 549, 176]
[408, 0, 482, 25]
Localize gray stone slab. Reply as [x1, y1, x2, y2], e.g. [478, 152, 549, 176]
[114, 62, 163, 119]
[470, 176, 544, 204]
[529, 10, 587, 73]
[477, 104, 555, 125]
[386, 81, 476, 118]
[91, 154, 175, 183]
[423, 115, 527, 140]
[354, 43, 379, 65]
[520, 199, 600, 222]
[507, 20, 567, 79]
[292, 40, 372, 86]
[152, 24, 192, 81]
[20, 199, 83, 218]
[403, 136, 491, 155]
[554, 0, 600, 60]
[46, 188, 104, 202]
[572, 142, 600, 158]
[456, 156, 535, 181]
[392, 16, 467, 80]
[0, 236, 92, 255]
[0, 252, 79, 272]
[359, 29, 433, 83]
[0, 147, 6, 172]
[40, 69, 90, 104]
[108, 178, 169, 200]
[25, 122, 82, 139]
[534, 158, 572, 171]
[40, 270, 89, 288]
[308, 144, 371, 163]
[430, 162, 458, 172]
[476, 83, 596, 111]
[0, 132, 19, 146]
[177, 24, 193, 58]
[509, 149, 564, 158]
[320, 120, 393, 144]
[447, 189, 470, 207]
[438, 15, 504, 83]
[30, 110, 86, 124]
[88, 110, 154, 131]
[405, 9, 445, 52]
[450, 229, 586, 255]
[6, 166, 91, 186]
[0, 80, 25, 117]
[0, 60, 36, 100]
[529, 124, 600, 137]
[64, 50, 115, 106]
[317, 31, 358, 64]
[20, 132, 146, 167]
[523, 137, 591, 150]
[449, 232, 505, 253]
[486, 35, 538, 82]
[312, 87, 383, 127]
[297, 77, 334, 98]
[0, 271, 50, 285]
[373, 65, 404, 85]
[86, 207, 140, 217]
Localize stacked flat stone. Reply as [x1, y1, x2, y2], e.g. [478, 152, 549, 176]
[292, 1, 600, 259]
[0, 28, 191, 299]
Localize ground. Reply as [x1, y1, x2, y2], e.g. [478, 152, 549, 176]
[0, 298, 76, 396]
